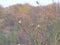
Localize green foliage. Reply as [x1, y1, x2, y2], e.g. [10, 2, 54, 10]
[8, 32, 17, 45]
[0, 32, 8, 45]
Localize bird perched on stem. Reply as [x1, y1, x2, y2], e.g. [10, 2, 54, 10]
[36, 1, 39, 4]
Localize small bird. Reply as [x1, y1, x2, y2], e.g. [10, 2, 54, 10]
[36, 1, 39, 4]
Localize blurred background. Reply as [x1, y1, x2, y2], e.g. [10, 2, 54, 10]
[0, 0, 60, 45]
